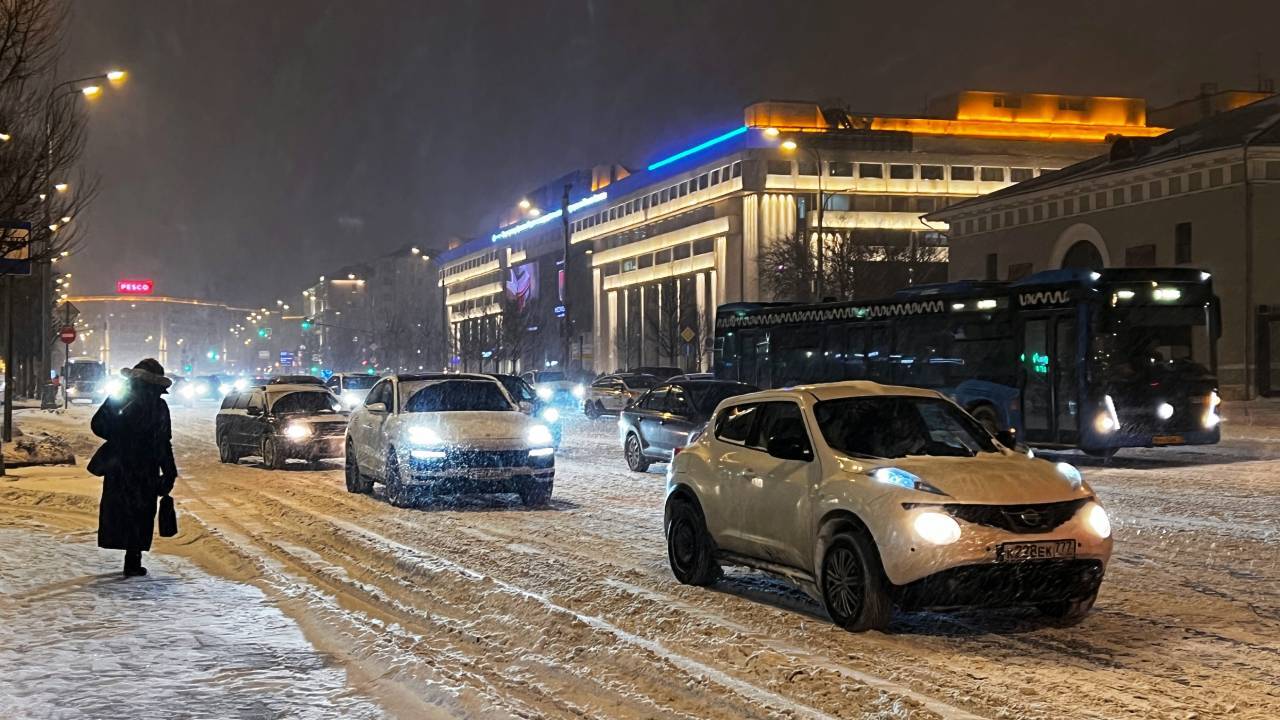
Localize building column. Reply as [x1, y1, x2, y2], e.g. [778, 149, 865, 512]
[742, 194, 759, 300]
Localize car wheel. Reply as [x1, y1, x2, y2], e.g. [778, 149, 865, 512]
[1038, 588, 1099, 626]
[625, 434, 650, 472]
[518, 480, 553, 507]
[820, 532, 892, 632]
[584, 401, 600, 419]
[217, 433, 236, 464]
[344, 442, 373, 494]
[384, 448, 415, 508]
[666, 499, 720, 586]
[971, 405, 1000, 436]
[262, 436, 285, 470]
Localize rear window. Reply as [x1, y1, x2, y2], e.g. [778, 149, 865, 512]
[342, 375, 378, 390]
[622, 375, 657, 390]
[714, 404, 758, 444]
[534, 371, 564, 383]
[686, 382, 758, 415]
[405, 380, 514, 412]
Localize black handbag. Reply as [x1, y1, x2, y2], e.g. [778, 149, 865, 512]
[158, 495, 178, 537]
[86, 442, 120, 477]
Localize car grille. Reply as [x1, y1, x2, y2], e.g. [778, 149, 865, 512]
[447, 449, 531, 468]
[313, 423, 347, 438]
[943, 498, 1090, 534]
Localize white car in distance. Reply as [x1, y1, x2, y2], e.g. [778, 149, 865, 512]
[345, 373, 555, 507]
[664, 381, 1113, 631]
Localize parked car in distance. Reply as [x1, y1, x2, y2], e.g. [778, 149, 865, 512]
[63, 357, 111, 404]
[489, 373, 562, 447]
[583, 373, 659, 418]
[178, 374, 225, 403]
[664, 381, 1112, 632]
[520, 370, 584, 407]
[344, 373, 556, 507]
[628, 366, 684, 381]
[327, 372, 380, 410]
[216, 384, 348, 469]
[618, 379, 758, 471]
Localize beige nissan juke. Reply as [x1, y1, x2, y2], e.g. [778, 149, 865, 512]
[664, 381, 1113, 631]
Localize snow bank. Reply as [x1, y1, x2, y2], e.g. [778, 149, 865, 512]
[2, 431, 74, 467]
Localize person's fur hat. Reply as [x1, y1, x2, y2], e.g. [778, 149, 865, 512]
[120, 358, 172, 389]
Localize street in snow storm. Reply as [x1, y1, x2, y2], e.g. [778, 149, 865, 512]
[3, 1, 1280, 718]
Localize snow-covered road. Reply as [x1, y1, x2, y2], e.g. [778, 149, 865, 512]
[3, 405, 1279, 719]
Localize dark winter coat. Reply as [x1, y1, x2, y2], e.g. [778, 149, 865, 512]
[91, 381, 178, 551]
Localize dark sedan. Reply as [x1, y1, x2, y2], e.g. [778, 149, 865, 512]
[618, 379, 757, 472]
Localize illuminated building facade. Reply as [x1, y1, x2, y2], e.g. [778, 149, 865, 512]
[441, 90, 1166, 375]
[64, 296, 252, 375]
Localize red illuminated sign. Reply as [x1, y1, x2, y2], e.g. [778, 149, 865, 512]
[116, 279, 154, 295]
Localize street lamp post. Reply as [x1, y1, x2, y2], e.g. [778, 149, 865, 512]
[782, 139, 826, 300]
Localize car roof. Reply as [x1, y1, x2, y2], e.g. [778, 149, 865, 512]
[718, 380, 942, 407]
[264, 384, 332, 394]
[395, 372, 492, 382]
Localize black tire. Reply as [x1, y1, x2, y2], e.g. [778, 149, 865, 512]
[624, 434, 650, 472]
[262, 436, 286, 470]
[519, 480, 553, 507]
[971, 405, 1000, 437]
[820, 531, 892, 632]
[217, 433, 236, 464]
[1038, 588, 1099, 626]
[584, 401, 600, 419]
[344, 441, 373, 494]
[666, 498, 720, 586]
[384, 448, 415, 508]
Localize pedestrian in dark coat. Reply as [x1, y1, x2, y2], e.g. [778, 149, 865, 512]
[91, 358, 178, 577]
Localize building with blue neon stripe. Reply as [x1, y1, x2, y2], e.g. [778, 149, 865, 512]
[440, 93, 1160, 375]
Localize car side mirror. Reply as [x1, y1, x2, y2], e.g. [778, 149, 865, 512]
[518, 401, 534, 415]
[766, 436, 811, 462]
[366, 402, 387, 414]
[246, 406, 262, 417]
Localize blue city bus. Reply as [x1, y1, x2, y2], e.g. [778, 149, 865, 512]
[713, 268, 1221, 455]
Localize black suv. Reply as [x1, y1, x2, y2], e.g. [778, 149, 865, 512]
[216, 383, 348, 469]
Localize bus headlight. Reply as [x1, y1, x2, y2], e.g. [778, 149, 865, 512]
[913, 511, 961, 545]
[1094, 394, 1120, 433]
[1202, 391, 1221, 429]
[1084, 502, 1111, 538]
[1156, 402, 1174, 420]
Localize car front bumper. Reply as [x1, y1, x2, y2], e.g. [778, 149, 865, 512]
[404, 451, 554, 495]
[279, 435, 345, 461]
[874, 501, 1112, 596]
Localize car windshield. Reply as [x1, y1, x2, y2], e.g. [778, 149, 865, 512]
[66, 363, 104, 381]
[686, 382, 758, 415]
[342, 375, 378, 390]
[622, 375, 657, 390]
[814, 396, 998, 459]
[271, 391, 340, 415]
[534, 371, 564, 383]
[405, 380, 514, 412]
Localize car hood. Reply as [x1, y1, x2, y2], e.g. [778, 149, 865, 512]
[398, 411, 532, 442]
[848, 453, 1090, 505]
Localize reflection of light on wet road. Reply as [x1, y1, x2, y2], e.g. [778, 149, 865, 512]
[0, 530, 384, 719]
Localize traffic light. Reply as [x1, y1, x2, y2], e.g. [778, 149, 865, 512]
[300, 317, 313, 331]
[257, 327, 271, 338]
[182, 363, 193, 374]
[206, 349, 219, 361]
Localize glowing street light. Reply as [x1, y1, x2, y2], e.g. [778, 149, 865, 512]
[0, 133, 10, 142]
[81, 85, 102, 98]
[527, 207, 542, 217]
[54, 183, 68, 192]
[763, 127, 780, 138]
[411, 247, 420, 254]
[106, 69, 127, 83]
[518, 199, 531, 210]
[780, 139, 798, 151]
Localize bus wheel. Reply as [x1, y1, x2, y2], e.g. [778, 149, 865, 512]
[971, 405, 1000, 436]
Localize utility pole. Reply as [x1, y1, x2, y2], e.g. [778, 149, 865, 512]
[560, 183, 572, 372]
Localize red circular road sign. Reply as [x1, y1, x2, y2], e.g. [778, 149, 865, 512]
[58, 325, 76, 344]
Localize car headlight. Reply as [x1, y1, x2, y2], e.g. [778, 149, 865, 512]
[67, 386, 78, 396]
[105, 378, 125, 398]
[572, 384, 585, 399]
[1055, 462, 1083, 488]
[540, 407, 560, 423]
[871, 467, 947, 495]
[913, 511, 961, 545]
[1084, 502, 1111, 538]
[218, 383, 232, 395]
[527, 424, 553, 447]
[1202, 391, 1221, 429]
[407, 425, 441, 446]
[536, 387, 553, 401]
[410, 449, 446, 460]
[233, 378, 248, 392]
[1094, 394, 1120, 433]
[284, 423, 312, 441]
[180, 385, 195, 398]
[529, 447, 555, 457]
[195, 382, 209, 396]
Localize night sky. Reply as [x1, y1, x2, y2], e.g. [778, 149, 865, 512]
[62, 0, 1279, 303]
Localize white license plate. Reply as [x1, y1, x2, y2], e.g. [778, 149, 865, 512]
[464, 468, 510, 480]
[997, 539, 1077, 563]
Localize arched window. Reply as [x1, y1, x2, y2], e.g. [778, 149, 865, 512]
[1061, 240, 1104, 270]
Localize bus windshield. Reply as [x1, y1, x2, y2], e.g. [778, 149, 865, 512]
[1095, 304, 1213, 383]
[814, 396, 999, 459]
[67, 362, 105, 382]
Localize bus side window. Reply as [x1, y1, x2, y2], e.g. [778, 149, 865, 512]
[867, 325, 893, 382]
[842, 325, 867, 380]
